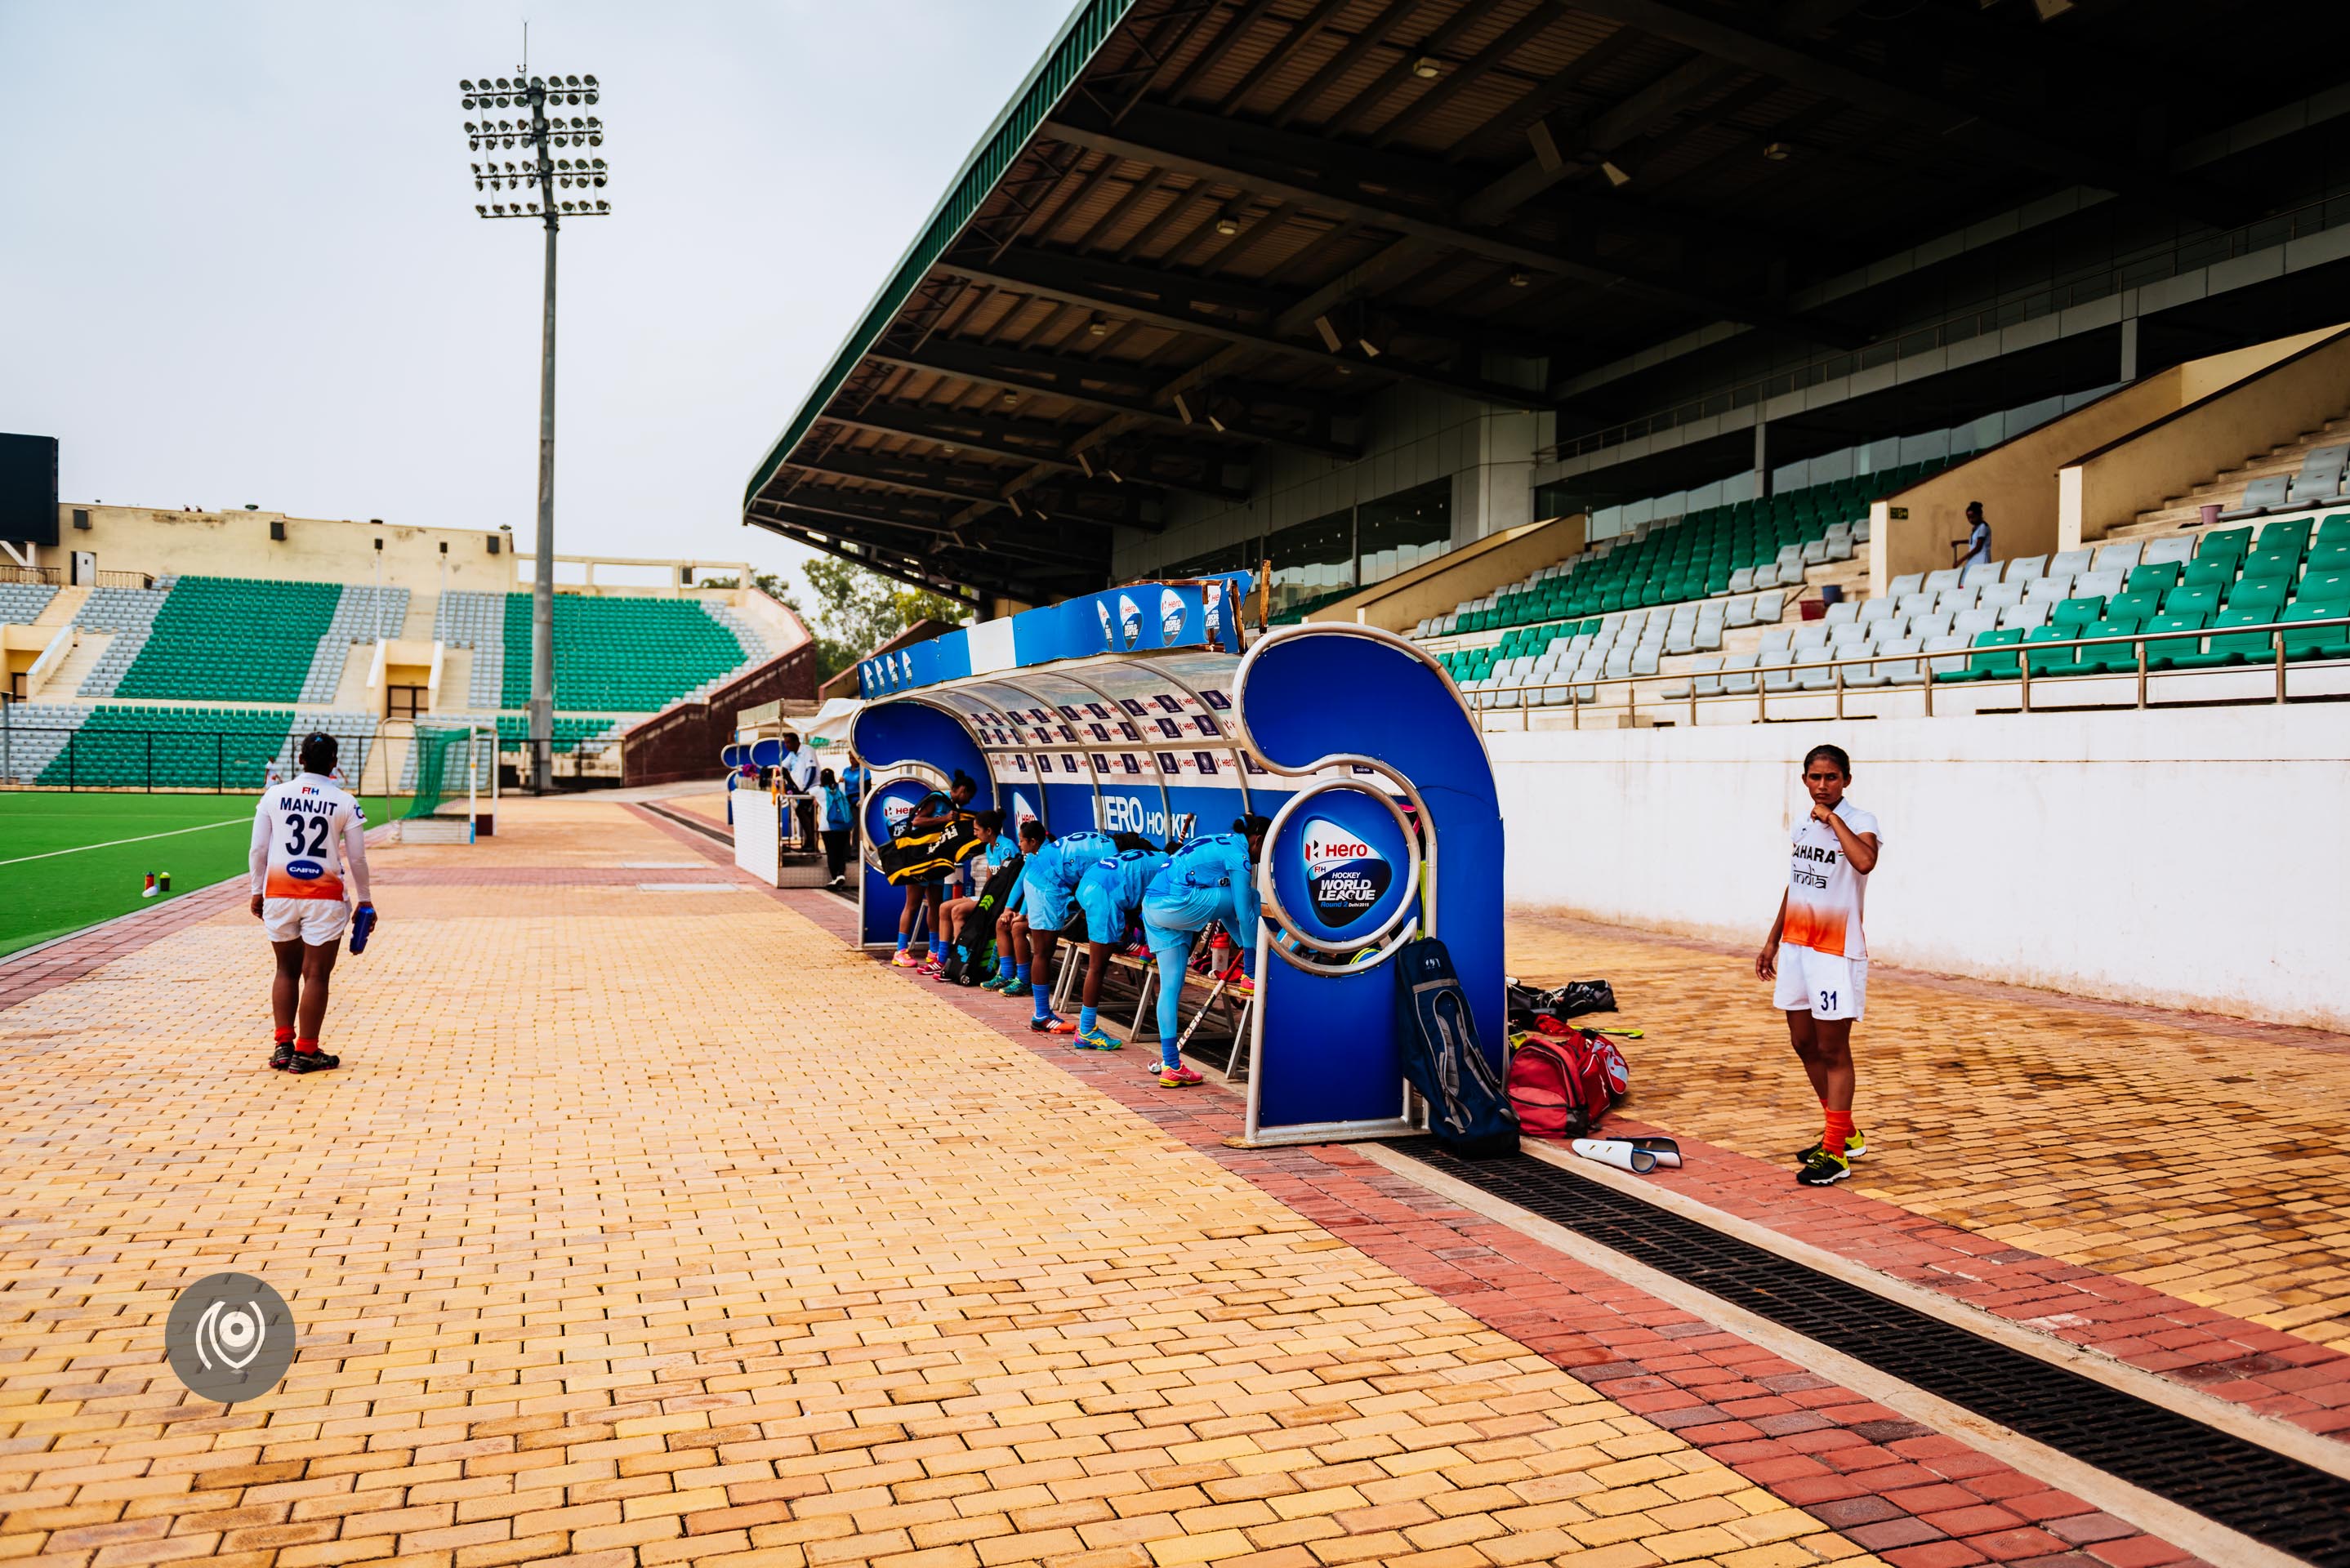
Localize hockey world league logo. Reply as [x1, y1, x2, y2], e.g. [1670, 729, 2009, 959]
[1302, 816, 1392, 929]
[1117, 593, 1143, 648]
[1159, 586, 1185, 643]
[1010, 791, 1039, 829]
[881, 799, 913, 838]
[1095, 600, 1113, 647]
[1204, 581, 1224, 637]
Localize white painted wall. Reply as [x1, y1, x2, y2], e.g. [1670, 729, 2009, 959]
[1487, 706, 2350, 1031]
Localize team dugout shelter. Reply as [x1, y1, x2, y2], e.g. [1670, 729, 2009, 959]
[741, 0, 2350, 617]
[838, 587, 1503, 1147]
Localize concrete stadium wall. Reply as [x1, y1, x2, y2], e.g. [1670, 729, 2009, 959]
[1305, 513, 1585, 632]
[42, 506, 519, 594]
[1868, 325, 2342, 595]
[2060, 325, 2350, 546]
[1487, 706, 2350, 1031]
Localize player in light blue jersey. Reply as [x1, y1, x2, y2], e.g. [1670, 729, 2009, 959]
[1138, 816, 1269, 1086]
[1068, 844, 1171, 1050]
[1005, 822, 1117, 1031]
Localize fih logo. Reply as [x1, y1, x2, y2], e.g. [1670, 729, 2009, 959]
[1117, 593, 1142, 649]
[165, 1273, 296, 1405]
[1010, 791, 1039, 829]
[1095, 600, 1113, 646]
[1159, 586, 1185, 643]
[1302, 815, 1392, 929]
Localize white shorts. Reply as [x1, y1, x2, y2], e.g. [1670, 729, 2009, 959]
[1773, 942, 1866, 1021]
[262, 898, 350, 947]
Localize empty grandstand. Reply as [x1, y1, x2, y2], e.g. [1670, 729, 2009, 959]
[1, 505, 813, 790]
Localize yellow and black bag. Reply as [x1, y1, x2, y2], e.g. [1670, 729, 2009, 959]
[880, 811, 982, 884]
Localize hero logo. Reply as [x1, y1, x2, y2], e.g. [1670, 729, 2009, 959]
[1301, 817, 1392, 929]
[285, 858, 324, 881]
[1010, 791, 1039, 829]
[1159, 586, 1185, 643]
[1117, 593, 1143, 649]
[1095, 600, 1113, 646]
[881, 799, 914, 839]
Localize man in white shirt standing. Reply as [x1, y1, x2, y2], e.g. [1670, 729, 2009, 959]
[1757, 742, 1882, 1187]
[250, 732, 376, 1073]
[780, 731, 818, 849]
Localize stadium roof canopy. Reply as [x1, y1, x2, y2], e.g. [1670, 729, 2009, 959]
[744, 0, 2326, 605]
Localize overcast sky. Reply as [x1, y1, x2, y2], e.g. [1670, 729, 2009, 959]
[0, 0, 1071, 593]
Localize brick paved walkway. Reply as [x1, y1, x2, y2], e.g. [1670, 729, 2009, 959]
[1501, 915, 2350, 1361]
[2, 800, 1888, 1568]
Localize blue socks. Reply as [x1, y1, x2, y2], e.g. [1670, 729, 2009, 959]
[998, 954, 1016, 978]
[1033, 989, 1054, 1022]
[1016, 963, 1030, 984]
[895, 933, 910, 954]
[1079, 1005, 1098, 1035]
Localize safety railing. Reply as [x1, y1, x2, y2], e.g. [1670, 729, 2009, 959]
[0, 724, 384, 792]
[1460, 610, 2350, 728]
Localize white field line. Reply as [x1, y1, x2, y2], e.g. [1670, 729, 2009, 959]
[0, 817, 244, 866]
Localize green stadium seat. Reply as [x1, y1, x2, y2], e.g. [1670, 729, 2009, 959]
[2073, 619, 2140, 675]
[2228, 579, 2289, 619]
[2310, 542, 2350, 574]
[2107, 590, 2162, 624]
[2294, 569, 2350, 605]
[2141, 612, 2207, 670]
[2180, 558, 2236, 592]
[2165, 584, 2223, 618]
[2281, 602, 2350, 661]
[2196, 527, 2253, 564]
[1946, 626, 2022, 681]
[2257, 519, 2312, 556]
[2052, 596, 2105, 629]
[2023, 623, 2077, 675]
[2125, 562, 2182, 595]
[2170, 607, 2276, 668]
[2314, 514, 2350, 548]
[2240, 549, 2301, 584]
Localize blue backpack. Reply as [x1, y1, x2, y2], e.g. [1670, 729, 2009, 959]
[1396, 938, 1518, 1157]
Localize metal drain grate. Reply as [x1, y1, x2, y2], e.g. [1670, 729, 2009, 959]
[1394, 1142, 2350, 1566]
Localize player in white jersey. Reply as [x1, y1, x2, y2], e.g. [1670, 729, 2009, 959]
[1756, 743, 1881, 1187]
[249, 732, 375, 1073]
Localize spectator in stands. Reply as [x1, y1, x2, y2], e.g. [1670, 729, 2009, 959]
[817, 768, 854, 889]
[1003, 820, 1117, 1029]
[1755, 743, 1881, 1187]
[1135, 817, 1269, 1087]
[1067, 841, 1171, 1050]
[934, 809, 1014, 979]
[249, 731, 374, 1075]
[894, 771, 977, 973]
[1955, 501, 1991, 568]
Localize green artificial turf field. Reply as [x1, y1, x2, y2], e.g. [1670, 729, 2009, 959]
[0, 791, 395, 958]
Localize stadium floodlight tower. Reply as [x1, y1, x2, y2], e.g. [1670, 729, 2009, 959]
[458, 68, 610, 792]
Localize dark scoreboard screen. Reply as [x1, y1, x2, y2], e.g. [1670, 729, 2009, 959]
[0, 434, 60, 547]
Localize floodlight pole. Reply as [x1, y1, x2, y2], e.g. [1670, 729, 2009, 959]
[528, 77, 559, 795]
[462, 67, 607, 792]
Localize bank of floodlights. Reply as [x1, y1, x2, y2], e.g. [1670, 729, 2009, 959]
[459, 74, 610, 219]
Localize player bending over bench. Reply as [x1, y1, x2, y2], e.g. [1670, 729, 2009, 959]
[1065, 843, 1171, 1050]
[1001, 822, 1116, 1029]
[1135, 817, 1269, 1088]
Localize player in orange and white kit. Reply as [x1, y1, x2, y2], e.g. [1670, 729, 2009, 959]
[250, 732, 375, 1073]
[1757, 743, 1881, 1187]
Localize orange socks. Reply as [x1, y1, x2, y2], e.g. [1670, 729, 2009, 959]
[1822, 1108, 1854, 1158]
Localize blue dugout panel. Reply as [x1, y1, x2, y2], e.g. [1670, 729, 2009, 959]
[845, 621, 1501, 1147]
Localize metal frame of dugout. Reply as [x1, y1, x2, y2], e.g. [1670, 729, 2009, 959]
[845, 612, 1505, 1148]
